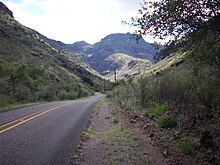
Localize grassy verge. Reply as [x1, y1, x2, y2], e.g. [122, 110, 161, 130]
[91, 98, 110, 117]
[84, 127, 139, 148]
[0, 102, 42, 113]
[76, 98, 150, 164]
[83, 98, 139, 148]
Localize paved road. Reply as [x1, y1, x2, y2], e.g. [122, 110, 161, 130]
[0, 93, 104, 165]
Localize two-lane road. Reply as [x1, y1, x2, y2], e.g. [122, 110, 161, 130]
[0, 93, 104, 165]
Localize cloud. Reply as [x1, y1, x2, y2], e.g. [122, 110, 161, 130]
[115, 0, 142, 12]
[2, 0, 162, 44]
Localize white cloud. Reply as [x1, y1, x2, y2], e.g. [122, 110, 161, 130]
[2, 0, 163, 44]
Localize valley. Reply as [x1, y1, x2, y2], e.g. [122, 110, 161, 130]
[39, 32, 161, 81]
[0, 1, 219, 165]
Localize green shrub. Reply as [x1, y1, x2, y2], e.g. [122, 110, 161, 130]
[180, 137, 195, 155]
[157, 116, 178, 128]
[111, 108, 119, 124]
[151, 102, 172, 117]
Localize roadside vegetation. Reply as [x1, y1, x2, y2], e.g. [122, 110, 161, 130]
[108, 0, 220, 164]
[0, 59, 96, 108]
[108, 32, 220, 164]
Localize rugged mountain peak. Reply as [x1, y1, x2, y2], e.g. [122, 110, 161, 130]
[102, 33, 133, 41]
[0, 2, 14, 18]
[72, 41, 90, 46]
[101, 33, 144, 42]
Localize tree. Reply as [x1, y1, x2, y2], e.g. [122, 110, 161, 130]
[130, 0, 220, 41]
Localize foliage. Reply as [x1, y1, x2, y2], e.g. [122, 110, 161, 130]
[130, 0, 219, 40]
[107, 37, 220, 119]
[0, 59, 94, 107]
[151, 102, 172, 117]
[191, 30, 220, 68]
[112, 63, 193, 108]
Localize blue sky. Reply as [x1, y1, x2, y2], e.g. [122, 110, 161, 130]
[2, 0, 164, 44]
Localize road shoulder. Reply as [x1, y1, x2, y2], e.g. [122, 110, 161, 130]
[73, 98, 168, 164]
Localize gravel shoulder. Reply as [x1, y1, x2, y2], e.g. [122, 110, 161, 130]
[73, 99, 168, 164]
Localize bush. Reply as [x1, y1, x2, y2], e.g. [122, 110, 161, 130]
[180, 137, 195, 155]
[151, 103, 172, 117]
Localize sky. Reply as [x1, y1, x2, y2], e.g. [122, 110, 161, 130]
[2, 0, 163, 44]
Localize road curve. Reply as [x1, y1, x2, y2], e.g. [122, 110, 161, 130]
[0, 93, 104, 165]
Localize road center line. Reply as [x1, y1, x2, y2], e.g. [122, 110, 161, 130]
[0, 106, 55, 129]
[0, 103, 68, 134]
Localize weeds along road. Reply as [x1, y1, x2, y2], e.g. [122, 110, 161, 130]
[0, 93, 104, 165]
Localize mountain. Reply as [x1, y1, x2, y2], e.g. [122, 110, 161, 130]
[67, 33, 161, 78]
[37, 32, 159, 80]
[70, 33, 161, 62]
[0, 2, 108, 106]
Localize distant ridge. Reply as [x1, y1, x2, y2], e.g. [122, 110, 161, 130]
[40, 33, 162, 80]
[71, 33, 162, 63]
[69, 33, 162, 78]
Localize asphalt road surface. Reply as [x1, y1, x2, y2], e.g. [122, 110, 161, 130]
[0, 93, 104, 165]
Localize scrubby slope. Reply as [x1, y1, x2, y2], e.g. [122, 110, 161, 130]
[103, 53, 152, 81]
[0, 2, 108, 106]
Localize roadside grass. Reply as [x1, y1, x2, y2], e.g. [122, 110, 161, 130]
[83, 98, 139, 148]
[111, 107, 120, 124]
[0, 102, 40, 113]
[83, 127, 139, 148]
[77, 98, 151, 164]
[98, 128, 139, 148]
[92, 98, 110, 117]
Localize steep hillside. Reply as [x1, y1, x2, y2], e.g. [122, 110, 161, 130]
[103, 53, 152, 81]
[0, 2, 108, 106]
[33, 31, 101, 77]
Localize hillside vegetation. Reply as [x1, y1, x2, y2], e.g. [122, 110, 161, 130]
[0, 3, 109, 107]
[107, 0, 220, 162]
[108, 31, 220, 164]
